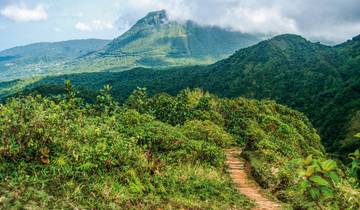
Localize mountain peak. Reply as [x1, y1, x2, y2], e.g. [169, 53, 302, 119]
[137, 10, 169, 26]
[147, 9, 167, 17]
[352, 34, 360, 41]
[263, 34, 315, 51]
[270, 34, 307, 42]
[85, 9, 260, 71]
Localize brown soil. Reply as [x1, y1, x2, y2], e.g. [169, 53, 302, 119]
[225, 148, 281, 210]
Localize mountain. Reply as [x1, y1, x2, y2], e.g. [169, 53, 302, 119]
[60, 10, 261, 74]
[0, 10, 261, 82]
[103, 10, 259, 61]
[0, 39, 110, 81]
[193, 34, 360, 157]
[9, 34, 360, 161]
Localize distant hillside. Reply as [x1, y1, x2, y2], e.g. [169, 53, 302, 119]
[64, 10, 261, 73]
[0, 10, 261, 82]
[9, 34, 360, 161]
[0, 39, 110, 81]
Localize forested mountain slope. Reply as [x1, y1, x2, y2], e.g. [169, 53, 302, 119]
[0, 10, 260, 82]
[64, 10, 260, 73]
[195, 34, 360, 157]
[9, 34, 360, 161]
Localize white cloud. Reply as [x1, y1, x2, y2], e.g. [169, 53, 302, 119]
[91, 20, 114, 30]
[75, 22, 92, 31]
[306, 22, 360, 44]
[75, 20, 114, 32]
[0, 3, 48, 22]
[114, 0, 360, 43]
[189, 6, 298, 35]
[114, 0, 298, 35]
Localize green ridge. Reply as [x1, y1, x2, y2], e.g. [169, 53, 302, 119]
[0, 10, 260, 82]
[8, 34, 360, 161]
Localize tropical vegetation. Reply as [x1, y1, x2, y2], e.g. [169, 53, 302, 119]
[1, 83, 359, 209]
[8, 34, 359, 164]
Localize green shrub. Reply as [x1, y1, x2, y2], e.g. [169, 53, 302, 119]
[131, 121, 188, 154]
[279, 155, 360, 209]
[1, 88, 248, 209]
[181, 120, 235, 147]
[1, 86, 358, 209]
[349, 149, 360, 186]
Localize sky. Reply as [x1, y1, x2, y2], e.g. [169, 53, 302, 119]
[0, 0, 359, 50]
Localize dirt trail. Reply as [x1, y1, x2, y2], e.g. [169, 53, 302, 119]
[225, 148, 281, 210]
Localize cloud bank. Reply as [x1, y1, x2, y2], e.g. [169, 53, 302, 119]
[0, 3, 48, 22]
[75, 20, 114, 32]
[114, 0, 360, 43]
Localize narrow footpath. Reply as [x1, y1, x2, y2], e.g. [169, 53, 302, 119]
[225, 148, 281, 210]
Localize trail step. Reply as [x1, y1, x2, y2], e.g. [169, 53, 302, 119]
[225, 148, 281, 210]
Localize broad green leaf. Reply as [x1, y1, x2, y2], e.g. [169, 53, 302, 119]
[321, 160, 337, 172]
[299, 180, 310, 190]
[350, 164, 358, 177]
[355, 149, 360, 158]
[309, 175, 329, 186]
[325, 171, 340, 183]
[312, 160, 321, 173]
[309, 188, 320, 200]
[296, 169, 306, 177]
[349, 149, 360, 159]
[351, 161, 359, 170]
[320, 187, 334, 197]
[304, 155, 313, 165]
[305, 166, 315, 177]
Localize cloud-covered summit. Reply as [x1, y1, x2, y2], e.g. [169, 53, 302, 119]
[0, 0, 359, 50]
[115, 0, 360, 44]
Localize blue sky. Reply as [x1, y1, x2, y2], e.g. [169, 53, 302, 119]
[0, 0, 125, 50]
[0, 0, 359, 50]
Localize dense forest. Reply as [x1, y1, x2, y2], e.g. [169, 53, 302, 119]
[6, 34, 360, 163]
[1, 83, 359, 209]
